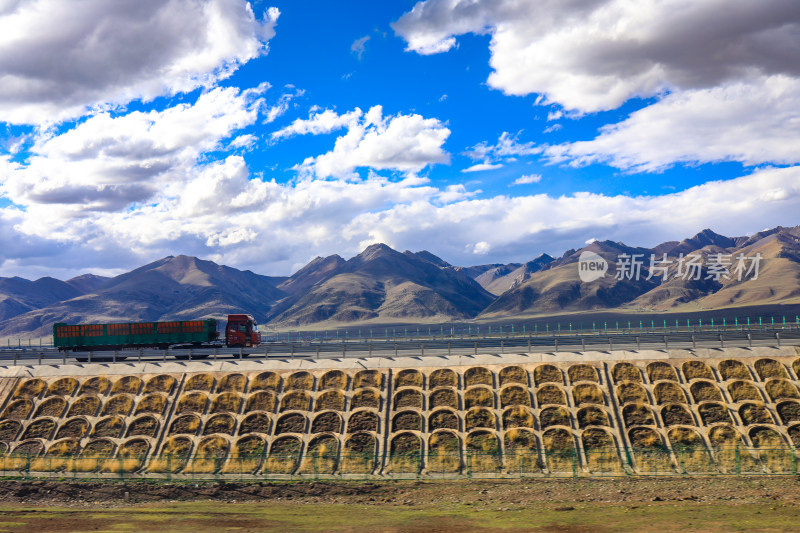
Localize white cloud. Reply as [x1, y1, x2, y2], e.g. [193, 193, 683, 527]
[547, 75, 800, 171]
[297, 106, 451, 178]
[0, 0, 279, 125]
[1, 85, 265, 213]
[472, 241, 491, 255]
[271, 108, 363, 139]
[351, 35, 370, 60]
[462, 162, 502, 173]
[263, 87, 305, 124]
[394, 0, 800, 113]
[512, 174, 541, 185]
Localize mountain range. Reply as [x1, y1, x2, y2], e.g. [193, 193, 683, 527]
[2, 225, 799, 337]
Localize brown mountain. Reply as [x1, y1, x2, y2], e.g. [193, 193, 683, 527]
[267, 243, 495, 327]
[0, 255, 285, 338]
[0, 277, 84, 322]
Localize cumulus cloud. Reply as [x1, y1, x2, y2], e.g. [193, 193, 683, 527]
[1, 85, 265, 213]
[547, 75, 800, 171]
[271, 108, 363, 139]
[512, 174, 542, 185]
[462, 131, 540, 171]
[0, 0, 279, 124]
[462, 162, 502, 173]
[296, 106, 451, 178]
[351, 35, 370, 60]
[394, 0, 800, 113]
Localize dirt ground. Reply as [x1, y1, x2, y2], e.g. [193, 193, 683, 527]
[0, 476, 798, 506]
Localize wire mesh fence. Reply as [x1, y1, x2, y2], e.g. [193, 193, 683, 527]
[0, 446, 798, 481]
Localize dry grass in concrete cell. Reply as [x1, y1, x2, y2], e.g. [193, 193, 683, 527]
[543, 428, 575, 472]
[55, 418, 88, 440]
[500, 385, 531, 408]
[285, 371, 314, 391]
[187, 436, 232, 474]
[616, 382, 647, 405]
[654, 382, 687, 404]
[218, 373, 247, 393]
[464, 386, 494, 409]
[265, 436, 302, 474]
[31, 439, 80, 472]
[668, 427, 704, 447]
[718, 360, 751, 380]
[504, 429, 540, 473]
[669, 427, 712, 473]
[347, 410, 380, 433]
[351, 388, 381, 410]
[682, 361, 714, 381]
[749, 427, 793, 473]
[755, 358, 788, 380]
[429, 387, 458, 409]
[499, 366, 527, 386]
[393, 388, 423, 410]
[280, 391, 312, 412]
[13, 378, 46, 400]
[45, 377, 78, 397]
[540, 406, 570, 429]
[466, 431, 501, 472]
[169, 414, 201, 436]
[245, 391, 277, 413]
[661, 404, 695, 426]
[2, 400, 32, 420]
[534, 365, 562, 386]
[353, 370, 383, 390]
[223, 435, 265, 474]
[505, 428, 537, 451]
[275, 412, 306, 434]
[622, 403, 655, 427]
[536, 384, 566, 406]
[144, 375, 176, 394]
[568, 364, 598, 383]
[465, 407, 495, 430]
[739, 403, 774, 425]
[502, 405, 534, 429]
[134, 393, 167, 415]
[67, 396, 101, 417]
[342, 433, 377, 474]
[315, 390, 345, 411]
[464, 367, 493, 388]
[776, 400, 800, 424]
[573, 383, 604, 406]
[612, 363, 641, 383]
[105, 439, 149, 473]
[728, 380, 763, 402]
[628, 427, 663, 447]
[647, 362, 678, 382]
[251, 371, 281, 392]
[788, 425, 800, 447]
[22, 418, 55, 440]
[73, 439, 115, 472]
[79, 377, 111, 396]
[126, 415, 159, 438]
[577, 406, 609, 428]
[203, 414, 236, 436]
[210, 392, 243, 414]
[429, 409, 459, 431]
[92, 416, 125, 438]
[429, 368, 457, 388]
[110, 376, 142, 396]
[300, 435, 339, 474]
[312, 411, 343, 433]
[101, 394, 134, 416]
[150, 437, 193, 473]
[34, 397, 66, 418]
[690, 381, 723, 402]
[765, 379, 800, 401]
[698, 402, 732, 425]
[320, 370, 347, 390]
[427, 431, 460, 473]
[582, 427, 614, 449]
[391, 411, 421, 432]
[185, 374, 214, 392]
[394, 369, 423, 389]
[239, 412, 271, 435]
[0, 420, 21, 441]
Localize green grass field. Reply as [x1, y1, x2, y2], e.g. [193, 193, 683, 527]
[0, 501, 797, 532]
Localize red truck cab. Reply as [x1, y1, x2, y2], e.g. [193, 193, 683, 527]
[225, 314, 260, 347]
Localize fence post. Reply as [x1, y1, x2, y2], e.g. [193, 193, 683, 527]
[635, 336, 640, 350]
[554, 338, 558, 352]
[500, 340, 504, 354]
[735, 444, 740, 475]
[608, 337, 613, 351]
[421, 343, 424, 357]
[776, 332, 781, 347]
[664, 335, 668, 350]
[748, 334, 752, 347]
[528, 337, 532, 352]
[474, 341, 477, 355]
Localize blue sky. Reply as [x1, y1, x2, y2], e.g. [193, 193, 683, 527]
[0, 0, 799, 279]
